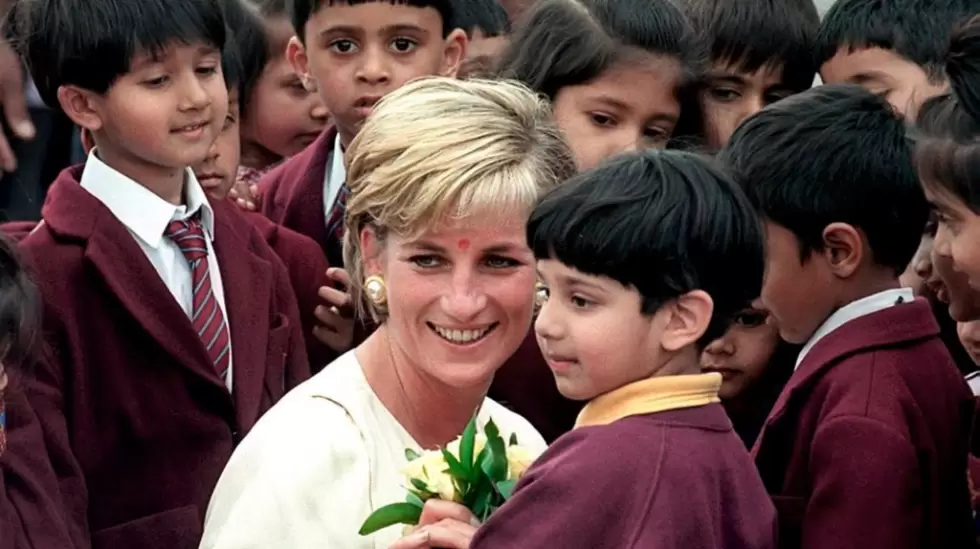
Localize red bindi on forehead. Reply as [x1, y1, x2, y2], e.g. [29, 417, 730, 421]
[457, 238, 471, 250]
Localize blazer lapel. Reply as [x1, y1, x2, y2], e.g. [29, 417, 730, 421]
[211, 203, 274, 431]
[41, 171, 228, 394]
[280, 126, 337, 254]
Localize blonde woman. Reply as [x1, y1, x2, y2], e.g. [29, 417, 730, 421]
[199, 77, 576, 549]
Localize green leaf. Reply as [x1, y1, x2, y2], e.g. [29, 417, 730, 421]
[441, 448, 472, 482]
[359, 502, 423, 535]
[410, 477, 430, 493]
[405, 491, 425, 508]
[459, 415, 478, 469]
[405, 448, 421, 461]
[484, 418, 501, 443]
[495, 479, 517, 500]
[509, 433, 518, 446]
[480, 425, 508, 482]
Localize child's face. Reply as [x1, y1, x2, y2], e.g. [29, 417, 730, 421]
[758, 221, 839, 345]
[700, 300, 781, 400]
[534, 259, 673, 401]
[552, 57, 682, 171]
[194, 90, 241, 200]
[820, 47, 947, 118]
[288, 2, 466, 147]
[927, 231, 980, 322]
[926, 186, 980, 305]
[957, 320, 980, 365]
[241, 17, 328, 166]
[700, 63, 794, 150]
[69, 42, 228, 182]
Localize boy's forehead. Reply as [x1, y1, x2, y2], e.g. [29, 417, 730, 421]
[819, 46, 922, 85]
[131, 42, 219, 68]
[309, 1, 443, 35]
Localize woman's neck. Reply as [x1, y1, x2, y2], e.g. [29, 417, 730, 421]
[356, 327, 491, 449]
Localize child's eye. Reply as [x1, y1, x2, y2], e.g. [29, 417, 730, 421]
[589, 112, 616, 127]
[330, 39, 358, 54]
[570, 295, 594, 309]
[485, 255, 519, 269]
[709, 87, 740, 102]
[764, 91, 792, 105]
[143, 76, 168, 88]
[390, 37, 417, 53]
[196, 65, 218, 76]
[643, 127, 670, 143]
[733, 310, 768, 327]
[410, 255, 442, 268]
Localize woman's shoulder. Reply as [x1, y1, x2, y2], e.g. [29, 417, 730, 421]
[479, 397, 549, 454]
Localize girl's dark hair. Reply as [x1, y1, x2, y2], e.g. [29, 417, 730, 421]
[495, 0, 704, 101]
[222, 0, 276, 118]
[0, 235, 41, 372]
[913, 14, 980, 212]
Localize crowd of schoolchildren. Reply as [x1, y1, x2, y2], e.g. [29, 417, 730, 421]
[1, 0, 980, 547]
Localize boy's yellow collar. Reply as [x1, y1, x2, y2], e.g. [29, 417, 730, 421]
[575, 373, 722, 428]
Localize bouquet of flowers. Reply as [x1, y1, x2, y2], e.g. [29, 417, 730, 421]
[358, 416, 534, 536]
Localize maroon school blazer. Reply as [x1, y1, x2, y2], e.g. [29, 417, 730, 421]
[13, 165, 311, 549]
[244, 212, 337, 372]
[0, 221, 38, 242]
[471, 404, 777, 549]
[752, 298, 975, 549]
[1, 373, 75, 549]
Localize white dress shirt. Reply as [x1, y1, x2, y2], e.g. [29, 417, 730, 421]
[80, 152, 233, 390]
[796, 287, 915, 370]
[322, 134, 347, 222]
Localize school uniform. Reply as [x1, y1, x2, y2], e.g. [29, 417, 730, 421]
[14, 156, 310, 549]
[752, 289, 975, 549]
[471, 373, 777, 549]
[0, 221, 38, 242]
[259, 126, 346, 267]
[260, 129, 582, 437]
[244, 211, 337, 371]
[1, 373, 76, 549]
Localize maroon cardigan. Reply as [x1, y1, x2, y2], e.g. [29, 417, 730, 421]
[752, 298, 975, 549]
[13, 165, 310, 549]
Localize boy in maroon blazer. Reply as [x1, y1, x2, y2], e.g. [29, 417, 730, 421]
[7, 1, 310, 548]
[720, 84, 975, 549]
[427, 151, 777, 548]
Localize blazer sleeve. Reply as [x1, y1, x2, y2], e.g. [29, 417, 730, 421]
[1, 372, 78, 549]
[803, 416, 921, 549]
[276, 228, 337, 372]
[199, 397, 371, 549]
[269, 251, 311, 391]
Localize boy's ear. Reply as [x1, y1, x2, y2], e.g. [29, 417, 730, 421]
[659, 290, 713, 353]
[820, 222, 863, 279]
[439, 29, 468, 78]
[57, 85, 104, 131]
[359, 225, 386, 277]
[287, 37, 318, 93]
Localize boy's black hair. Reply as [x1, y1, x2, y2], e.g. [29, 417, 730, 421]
[12, 0, 226, 111]
[223, 0, 274, 117]
[288, 0, 454, 42]
[815, 0, 973, 81]
[250, 0, 289, 16]
[495, 0, 704, 101]
[720, 84, 927, 276]
[682, 0, 820, 92]
[0, 234, 40, 372]
[528, 149, 765, 346]
[449, 0, 509, 39]
[914, 14, 980, 213]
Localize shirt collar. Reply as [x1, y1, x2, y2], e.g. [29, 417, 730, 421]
[795, 287, 915, 369]
[574, 373, 722, 428]
[330, 133, 346, 186]
[80, 150, 215, 248]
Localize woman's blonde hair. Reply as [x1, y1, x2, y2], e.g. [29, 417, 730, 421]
[343, 76, 575, 321]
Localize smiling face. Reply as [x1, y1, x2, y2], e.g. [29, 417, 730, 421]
[533, 259, 671, 400]
[64, 42, 228, 191]
[700, 299, 781, 400]
[551, 57, 683, 171]
[926, 184, 980, 311]
[700, 63, 794, 150]
[289, 2, 466, 147]
[363, 209, 536, 389]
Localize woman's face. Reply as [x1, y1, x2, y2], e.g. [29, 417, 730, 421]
[366, 209, 536, 389]
[700, 299, 782, 400]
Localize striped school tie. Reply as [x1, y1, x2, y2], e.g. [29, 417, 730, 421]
[324, 184, 349, 266]
[165, 216, 231, 384]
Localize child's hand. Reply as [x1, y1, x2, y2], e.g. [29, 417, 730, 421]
[387, 500, 478, 549]
[228, 181, 261, 211]
[313, 268, 356, 352]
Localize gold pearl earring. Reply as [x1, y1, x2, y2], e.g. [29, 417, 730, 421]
[363, 275, 387, 307]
